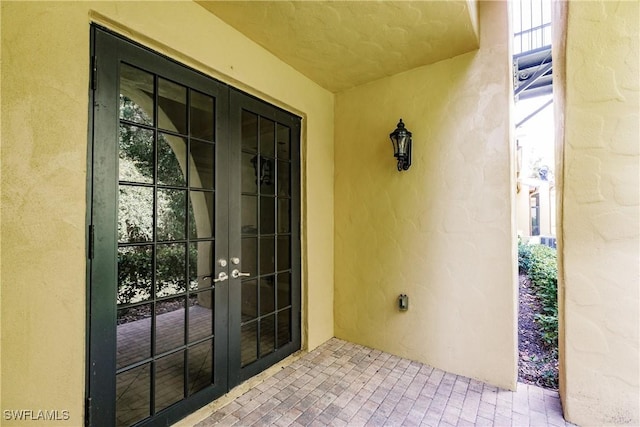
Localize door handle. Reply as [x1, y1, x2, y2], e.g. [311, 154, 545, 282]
[213, 272, 229, 283]
[231, 269, 250, 279]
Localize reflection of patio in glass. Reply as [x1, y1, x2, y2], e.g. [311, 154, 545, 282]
[239, 308, 292, 368]
[115, 298, 291, 426]
[115, 302, 213, 427]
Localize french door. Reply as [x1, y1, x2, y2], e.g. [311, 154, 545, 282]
[87, 26, 301, 427]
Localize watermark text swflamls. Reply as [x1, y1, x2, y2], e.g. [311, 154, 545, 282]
[3, 409, 70, 421]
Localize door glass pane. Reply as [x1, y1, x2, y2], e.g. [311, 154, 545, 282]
[241, 321, 258, 367]
[277, 237, 290, 272]
[116, 364, 150, 427]
[277, 199, 290, 233]
[117, 304, 152, 369]
[189, 190, 214, 239]
[156, 243, 186, 297]
[188, 340, 213, 395]
[260, 196, 275, 235]
[157, 189, 187, 241]
[241, 152, 258, 194]
[190, 90, 215, 141]
[241, 195, 257, 235]
[155, 351, 185, 412]
[118, 245, 152, 304]
[156, 297, 186, 354]
[277, 272, 291, 310]
[260, 117, 275, 158]
[120, 63, 154, 126]
[260, 315, 275, 357]
[276, 124, 290, 160]
[260, 237, 275, 275]
[118, 185, 153, 243]
[189, 241, 212, 291]
[158, 133, 186, 186]
[260, 275, 275, 316]
[119, 124, 154, 184]
[241, 280, 258, 322]
[241, 110, 258, 152]
[278, 160, 290, 197]
[190, 141, 214, 189]
[241, 238, 257, 278]
[189, 290, 213, 342]
[158, 78, 187, 134]
[277, 309, 291, 348]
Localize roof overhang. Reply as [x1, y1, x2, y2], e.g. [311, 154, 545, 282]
[196, 1, 480, 93]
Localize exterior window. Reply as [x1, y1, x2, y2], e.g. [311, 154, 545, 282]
[530, 192, 540, 236]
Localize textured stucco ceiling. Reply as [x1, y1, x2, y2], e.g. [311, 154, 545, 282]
[196, 1, 480, 93]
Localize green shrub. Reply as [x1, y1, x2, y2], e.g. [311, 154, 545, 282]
[118, 246, 153, 304]
[525, 244, 558, 349]
[534, 313, 558, 348]
[518, 238, 533, 273]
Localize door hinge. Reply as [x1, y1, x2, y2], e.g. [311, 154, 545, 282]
[84, 396, 92, 427]
[91, 55, 98, 90]
[88, 224, 95, 259]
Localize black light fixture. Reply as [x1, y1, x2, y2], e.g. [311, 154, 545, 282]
[251, 154, 272, 186]
[389, 119, 412, 171]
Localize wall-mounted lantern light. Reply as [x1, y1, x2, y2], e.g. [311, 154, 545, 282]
[251, 154, 272, 186]
[389, 119, 412, 171]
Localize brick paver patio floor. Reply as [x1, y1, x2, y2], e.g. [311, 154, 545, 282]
[188, 338, 573, 426]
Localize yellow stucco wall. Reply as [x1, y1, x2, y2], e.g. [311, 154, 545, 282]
[516, 188, 532, 237]
[333, 1, 518, 390]
[557, 1, 640, 424]
[0, 1, 334, 424]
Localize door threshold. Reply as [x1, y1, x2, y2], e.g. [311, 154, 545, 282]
[174, 349, 308, 427]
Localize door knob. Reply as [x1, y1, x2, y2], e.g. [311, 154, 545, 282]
[231, 269, 250, 279]
[213, 272, 229, 282]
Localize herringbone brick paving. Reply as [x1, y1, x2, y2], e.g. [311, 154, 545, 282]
[193, 338, 573, 426]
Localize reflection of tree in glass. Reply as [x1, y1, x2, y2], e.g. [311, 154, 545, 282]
[120, 95, 153, 124]
[157, 189, 186, 241]
[156, 244, 186, 298]
[118, 246, 152, 305]
[118, 186, 153, 243]
[118, 96, 201, 304]
[158, 133, 186, 186]
[120, 97, 154, 180]
[188, 203, 197, 240]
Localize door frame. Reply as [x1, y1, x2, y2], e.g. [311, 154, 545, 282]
[228, 89, 302, 387]
[86, 25, 302, 426]
[87, 25, 231, 426]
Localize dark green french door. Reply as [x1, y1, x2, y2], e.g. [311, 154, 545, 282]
[87, 26, 301, 427]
